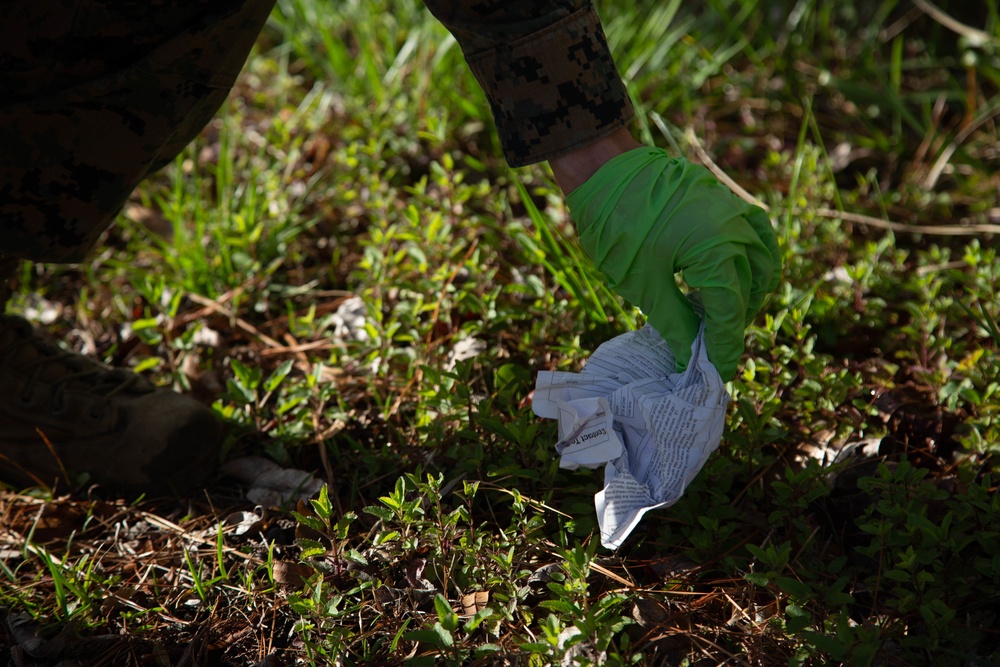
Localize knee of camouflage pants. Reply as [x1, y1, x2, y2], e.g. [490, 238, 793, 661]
[0, 0, 275, 264]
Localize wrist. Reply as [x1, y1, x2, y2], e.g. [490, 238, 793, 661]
[548, 127, 643, 195]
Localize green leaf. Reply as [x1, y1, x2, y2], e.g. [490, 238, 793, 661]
[297, 538, 327, 560]
[475, 643, 502, 656]
[464, 607, 495, 633]
[434, 594, 455, 625]
[403, 628, 446, 648]
[538, 599, 578, 614]
[786, 604, 809, 618]
[801, 631, 849, 660]
[264, 359, 295, 394]
[310, 484, 332, 520]
[130, 317, 160, 331]
[431, 622, 454, 648]
[775, 576, 812, 600]
[373, 530, 399, 546]
[291, 512, 325, 533]
[132, 357, 161, 373]
[226, 378, 256, 404]
[521, 642, 552, 654]
[364, 505, 393, 522]
[345, 548, 368, 565]
[334, 512, 357, 540]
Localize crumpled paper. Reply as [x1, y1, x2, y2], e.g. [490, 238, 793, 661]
[533, 324, 729, 549]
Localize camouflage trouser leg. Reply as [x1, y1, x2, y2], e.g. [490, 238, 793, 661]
[0, 0, 276, 264]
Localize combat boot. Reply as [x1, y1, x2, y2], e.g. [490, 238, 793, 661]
[0, 314, 223, 492]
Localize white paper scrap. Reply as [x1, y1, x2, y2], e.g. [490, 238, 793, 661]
[533, 324, 729, 549]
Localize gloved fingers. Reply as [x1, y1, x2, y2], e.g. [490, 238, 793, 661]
[738, 206, 781, 326]
[638, 274, 700, 373]
[743, 239, 774, 326]
[742, 205, 782, 292]
[684, 253, 751, 380]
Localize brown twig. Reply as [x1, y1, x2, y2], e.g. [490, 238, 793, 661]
[684, 125, 1000, 236]
[911, 0, 998, 47]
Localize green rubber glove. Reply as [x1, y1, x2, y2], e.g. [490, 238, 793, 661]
[566, 147, 781, 379]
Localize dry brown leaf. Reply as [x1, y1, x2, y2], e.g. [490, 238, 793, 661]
[406, 557, 435, 591]
[272, 560, 313, 588]
[460, 590, 490, 616]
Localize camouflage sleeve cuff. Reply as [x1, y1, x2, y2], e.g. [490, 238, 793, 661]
[462, 5, 634, 168]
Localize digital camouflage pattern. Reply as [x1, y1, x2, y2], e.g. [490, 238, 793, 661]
[0, 0, 276, 263]
[0, 0, 632, 264]
[425, 1, 634, 168]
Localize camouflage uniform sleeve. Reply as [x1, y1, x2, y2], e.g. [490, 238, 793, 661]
[423, 0, 634, 167]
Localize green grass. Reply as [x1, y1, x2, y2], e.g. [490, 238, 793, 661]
[2, 0, 1000, 665]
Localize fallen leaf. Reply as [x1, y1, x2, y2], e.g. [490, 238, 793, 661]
[246, 470, 323, 506]
[221, 456, 323, 506]
[631, 596, 668, 627]
[272, 560, 313, 588]
[460, 590, 490, 615]
[406, 557, 435, 591]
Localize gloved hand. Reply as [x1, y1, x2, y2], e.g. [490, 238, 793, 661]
[566, 147, 781, 379]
